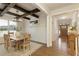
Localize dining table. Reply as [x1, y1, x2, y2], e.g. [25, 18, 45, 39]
[10, 35, 25, 50]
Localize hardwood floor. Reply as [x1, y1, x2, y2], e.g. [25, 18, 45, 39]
[31, 38, 75, 56]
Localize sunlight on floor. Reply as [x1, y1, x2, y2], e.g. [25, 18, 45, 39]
[58, 38, 67, 52]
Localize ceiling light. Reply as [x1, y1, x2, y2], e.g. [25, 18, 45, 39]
[60, 16, 67, 19]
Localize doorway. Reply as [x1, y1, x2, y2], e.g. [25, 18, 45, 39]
[51, 11, 78, 56]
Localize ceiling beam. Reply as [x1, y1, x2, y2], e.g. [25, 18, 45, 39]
[32, 14, 39, 18]
[14, 5, 40, 18]
[0, 9, 30, 20]
[0, 3, 16, 16]
[7, 12, 30, 20]
[19, 8, 40, 18]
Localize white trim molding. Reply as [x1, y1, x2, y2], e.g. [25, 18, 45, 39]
[47, 15, 53, 47]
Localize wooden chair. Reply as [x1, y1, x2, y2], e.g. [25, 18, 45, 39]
[4, 34, 9, 49]
[8, 32, 14, 35]
[19, 33, 31, 51]
[4, 34, 16, 50]
[8, 32, 14, 39]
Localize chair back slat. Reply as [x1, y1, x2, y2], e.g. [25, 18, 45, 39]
[4, 34, 11, 48]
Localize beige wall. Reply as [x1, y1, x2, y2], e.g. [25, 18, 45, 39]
[24, 13, 47, 44]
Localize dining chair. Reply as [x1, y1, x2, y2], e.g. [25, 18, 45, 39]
[4, 34, 16, 50]
[8, 32, 14, 39]
[4, 34, 9, 49]
[8, 32, 14, 35]
[19, 33, 31, 52]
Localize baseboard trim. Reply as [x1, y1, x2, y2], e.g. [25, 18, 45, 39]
[31, 40, 46, 45]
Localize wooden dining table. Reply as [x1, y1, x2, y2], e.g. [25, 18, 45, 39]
[10, 35, 25, 50]
[10, 36, 24, 41]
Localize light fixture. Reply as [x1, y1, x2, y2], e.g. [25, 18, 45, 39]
[60, 16, 67, 19]
[30, 20, 38, 24]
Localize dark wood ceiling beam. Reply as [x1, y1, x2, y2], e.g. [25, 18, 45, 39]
[31, 8, 40, 13]
[0, 9, 30, 20]
[19, 8, 40, 18]
[32, 14, 39, 18]
[7, 12, 30, 20]
[0, 3, 16, 16]
[14, 5, 39, 18]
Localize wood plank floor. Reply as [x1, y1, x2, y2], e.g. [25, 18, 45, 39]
[31, 38, 75, 56]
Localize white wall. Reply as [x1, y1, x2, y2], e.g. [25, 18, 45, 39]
[51, 17, 59, 41]
[25, 13, 47, 44]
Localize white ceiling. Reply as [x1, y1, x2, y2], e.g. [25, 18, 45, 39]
[9, 8, 24, 15]
[17, 3, 36, 11]
[38, 3, 73, 12]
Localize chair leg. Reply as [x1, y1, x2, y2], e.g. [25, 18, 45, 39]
[23, 45, 26, 51]
[29, 44, 31, 56]
[15, 42, 19, 50]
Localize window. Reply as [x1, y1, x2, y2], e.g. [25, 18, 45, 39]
[9, 20, 17, 31]
[0, 19, 8, 31]
[0, 19, 17, 37]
